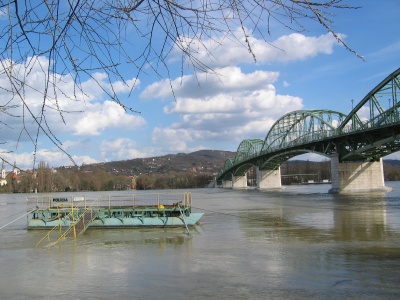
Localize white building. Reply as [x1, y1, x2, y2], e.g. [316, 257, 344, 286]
[0, 160, 7, 186]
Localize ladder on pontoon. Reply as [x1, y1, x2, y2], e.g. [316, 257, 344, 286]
[177, 203, 190, 236]
[36, 208, 99, 246]
[57, 208, 99, 241]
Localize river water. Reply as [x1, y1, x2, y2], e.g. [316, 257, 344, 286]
[1, 183, 400, 299]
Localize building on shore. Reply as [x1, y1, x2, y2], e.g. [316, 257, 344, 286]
[0, 160, 7, 186]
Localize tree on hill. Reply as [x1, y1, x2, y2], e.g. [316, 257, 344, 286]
[0, 1, 362, 168]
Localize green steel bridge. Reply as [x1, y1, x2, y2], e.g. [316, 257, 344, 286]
[217, 67, 400, 183]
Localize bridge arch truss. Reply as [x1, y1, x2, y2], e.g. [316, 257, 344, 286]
[261, 110, 347, 155]
[217, 67, 400, 181]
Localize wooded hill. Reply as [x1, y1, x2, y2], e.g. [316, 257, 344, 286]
[77, 150, 236, 177]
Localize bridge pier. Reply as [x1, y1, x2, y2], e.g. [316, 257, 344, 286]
[256, 166, 282, 190]
[329, 154, 391, 193]
[222, 179, 232, 188]
[233, 174, 247, 189]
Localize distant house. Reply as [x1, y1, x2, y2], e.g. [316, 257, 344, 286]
[0, 160, 7, 186]
[12, 161, 21, 183]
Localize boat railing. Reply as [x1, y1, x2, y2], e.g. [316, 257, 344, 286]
[27, 192, 192, 211]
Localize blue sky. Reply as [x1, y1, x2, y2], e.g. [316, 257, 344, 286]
[0, 1, 399, 170]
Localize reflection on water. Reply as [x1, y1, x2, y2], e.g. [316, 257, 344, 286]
[232, 188, 399, 246]
[1, 184, 400, 299]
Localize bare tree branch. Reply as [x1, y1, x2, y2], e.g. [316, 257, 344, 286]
[0, 0, 361, 169]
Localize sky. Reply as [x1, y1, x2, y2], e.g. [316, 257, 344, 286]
[0, 1, 400, 171]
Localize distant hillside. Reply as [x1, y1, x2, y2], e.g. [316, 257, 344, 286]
[79, 150, 236, 176]
[383, 159, 400, 167]
[72, 151, 400, 178]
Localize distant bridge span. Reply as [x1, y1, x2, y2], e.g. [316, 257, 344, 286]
[217, 67, 400, 193]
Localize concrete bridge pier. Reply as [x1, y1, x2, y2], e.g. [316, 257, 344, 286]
[222, 179, 233, 188]
[233, 174, 247, 189]
[329, 153, 391, 193]
[256, 166, 282, 190]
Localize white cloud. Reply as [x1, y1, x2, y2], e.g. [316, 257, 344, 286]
[72, 101, 146, 136]
[99, 138, 157, 162]
[0, 148, 98, 170]
[0, 56, 147, 168]
[152, 127, 207, 153]
[267, 33, 339, 61]
[176, 29, 342, 68]
[160, 67, 302, 118]
[353, 106, 370, 123]
[111, 78, 139, 94]
[142, 66, 279, 102]
[140, 78, 175, 101]
[0, 56, 145, 141]
[148, 67, 303, 153]
[165, 84, 299, 116]
[81, 72, 140, 96]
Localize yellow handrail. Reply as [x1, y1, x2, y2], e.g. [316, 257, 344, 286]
[36, 207, 73, 247]
[53, 199, 100, 245]
[36, 222, 60, 247]
[36, 202, 87, 246]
